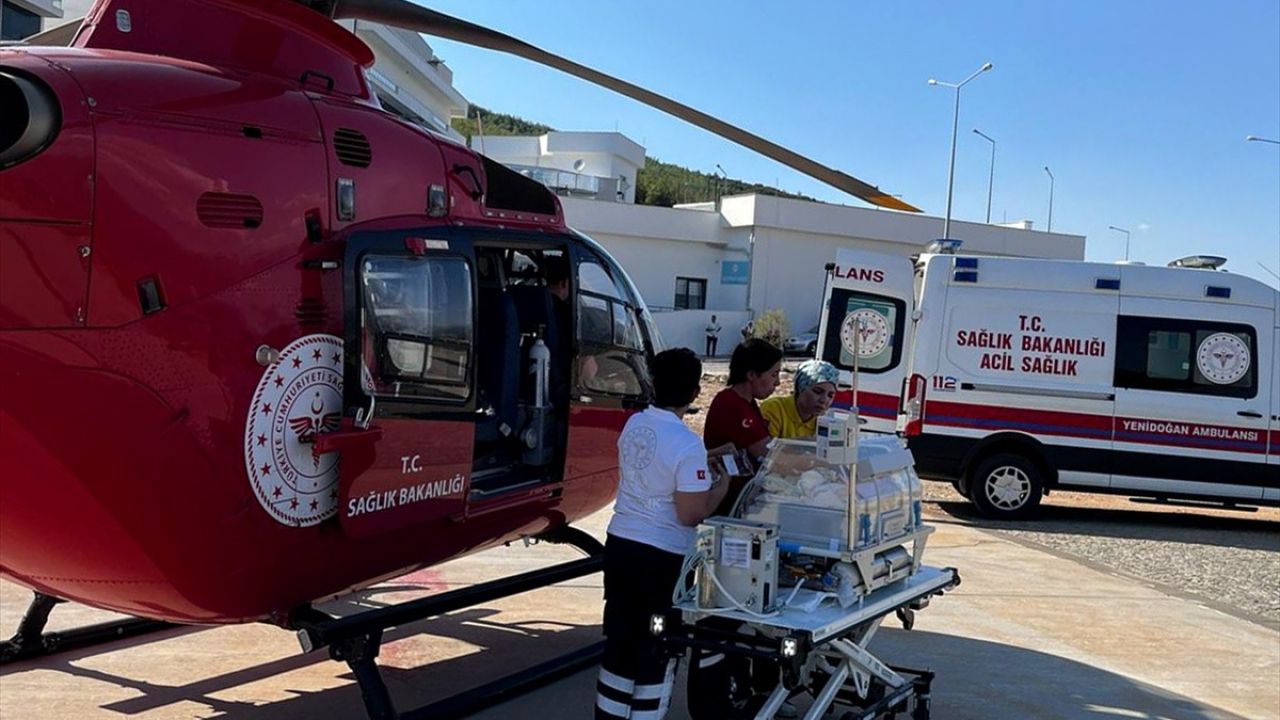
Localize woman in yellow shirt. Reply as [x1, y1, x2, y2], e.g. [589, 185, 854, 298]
[760, 359, 839, 438]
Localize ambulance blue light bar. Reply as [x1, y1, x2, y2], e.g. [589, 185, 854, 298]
[1205, 286, 1231, 298]
[926, 239, 963, 254]
[1095, 278, 1120, 290]
[955, 257, 979, 269]
[953, 270, 978, 283]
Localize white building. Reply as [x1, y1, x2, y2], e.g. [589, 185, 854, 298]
[1, 0, 63, 41]
[469, 132, 645, 203]
[339, 19, 468, 142]
[562, 189, 1085, 352]
[472, 132, 1084, 352]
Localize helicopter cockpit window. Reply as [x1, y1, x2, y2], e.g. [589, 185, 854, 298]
[361, 254, 473, 401]
[576, 257, 650, 398]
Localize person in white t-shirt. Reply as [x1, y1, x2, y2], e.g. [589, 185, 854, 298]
[595, 348, 730, 720]
[704, 315, 722, 357]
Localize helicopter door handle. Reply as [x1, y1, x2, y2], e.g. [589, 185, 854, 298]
[313, 421, 383, 456]
[355, 394, 377, 429]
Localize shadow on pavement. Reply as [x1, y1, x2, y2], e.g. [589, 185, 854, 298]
[11, 604, 602, 719]
[4, 604, 1259, 720]
[873, 626, 1253, 720]
[929, 498, 1280, 552]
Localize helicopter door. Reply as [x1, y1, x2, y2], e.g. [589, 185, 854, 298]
[563, 249, 655, 482]
[333, 232, 478, 538]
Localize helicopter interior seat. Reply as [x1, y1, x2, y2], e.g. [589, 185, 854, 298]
[474, 286, 520, 449]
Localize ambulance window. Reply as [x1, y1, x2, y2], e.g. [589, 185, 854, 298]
[361, 254, 473, 402]
[1146, 331, 1191, 380]
[1115, 316, 1256, 399]
[821, 289, 905, 374]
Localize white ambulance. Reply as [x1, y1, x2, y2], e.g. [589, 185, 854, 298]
[817, 244, 1279, 518]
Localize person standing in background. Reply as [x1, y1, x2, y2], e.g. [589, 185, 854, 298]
[704, 315, 722, 357]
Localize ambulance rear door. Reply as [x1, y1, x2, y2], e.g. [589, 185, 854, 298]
[817, 247, 915, 433]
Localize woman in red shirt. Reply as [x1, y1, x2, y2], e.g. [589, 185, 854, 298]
[691, 337, 785, 720]
[702, 337, 782, 514]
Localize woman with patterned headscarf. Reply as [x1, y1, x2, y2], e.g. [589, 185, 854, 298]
[760, 359, 840, 438]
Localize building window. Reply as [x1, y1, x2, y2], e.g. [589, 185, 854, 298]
[1, 4, 41, 41]
[1115, 316, 1257, 399]
[674, 277, 707, 310]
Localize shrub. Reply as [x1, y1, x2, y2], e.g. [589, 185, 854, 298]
[752, 309, 789, 350]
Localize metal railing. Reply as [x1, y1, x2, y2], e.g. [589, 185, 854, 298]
[507, 164, 600, 196]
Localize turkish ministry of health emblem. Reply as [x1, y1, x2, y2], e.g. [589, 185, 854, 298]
[244, 334, 345, 527]
[840, 308, 890, 358]
[1196, 333, 1250, 386]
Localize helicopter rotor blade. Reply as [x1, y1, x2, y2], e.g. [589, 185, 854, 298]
[330, 0, 920, 212]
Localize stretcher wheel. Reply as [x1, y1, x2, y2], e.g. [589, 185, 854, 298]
[896, 607, 915, 630]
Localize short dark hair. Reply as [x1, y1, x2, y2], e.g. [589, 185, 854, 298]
[728, 338, 782, 385]
[544, 254, 570, 285]
[651, 348, 702, 408]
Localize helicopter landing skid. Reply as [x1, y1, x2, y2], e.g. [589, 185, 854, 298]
[0, 592, 175, 666]
[292, 525, 606, 720]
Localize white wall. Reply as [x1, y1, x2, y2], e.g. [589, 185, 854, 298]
[748, 228, 917, 335]
[651, 310, 752, 357]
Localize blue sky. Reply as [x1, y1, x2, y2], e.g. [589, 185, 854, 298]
[423, 0, 1280, 287]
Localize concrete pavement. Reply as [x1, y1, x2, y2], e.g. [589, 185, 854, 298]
[1, 507, 1277, 719]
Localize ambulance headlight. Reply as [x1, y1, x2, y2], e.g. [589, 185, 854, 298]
[649, 614, 666, 636]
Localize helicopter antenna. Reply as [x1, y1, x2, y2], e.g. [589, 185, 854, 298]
[329, 0, 920, 212]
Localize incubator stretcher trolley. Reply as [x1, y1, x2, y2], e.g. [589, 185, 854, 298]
[659, 413, 960, 720]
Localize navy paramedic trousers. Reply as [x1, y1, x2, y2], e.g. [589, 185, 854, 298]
[595, 534, 684, 720]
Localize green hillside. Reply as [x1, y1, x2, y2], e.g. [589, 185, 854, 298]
[451, 105, 815, 206]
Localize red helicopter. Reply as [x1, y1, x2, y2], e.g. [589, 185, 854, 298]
[0, 0, 915, 712]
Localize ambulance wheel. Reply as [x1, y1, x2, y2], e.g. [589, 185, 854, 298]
[969, 453, 1043, 519]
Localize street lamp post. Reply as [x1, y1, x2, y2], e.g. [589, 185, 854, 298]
[973, 128, 995, 224]
[929, 62, 993, 239]
[1108, 225, 1131, 261]
[1246, 135, 1280, 145]
[1043, 166, 1055, 232]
